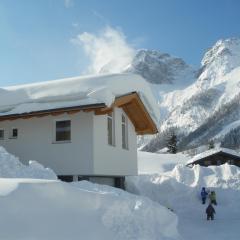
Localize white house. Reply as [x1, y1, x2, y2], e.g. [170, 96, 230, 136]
[0, 73, 159, 187]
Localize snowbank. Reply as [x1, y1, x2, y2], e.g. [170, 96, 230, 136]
[0, 179, 179, 240]
[0, 146, 57, 179]
[127, 152, 240, 240]
[0, 73, 160, 125]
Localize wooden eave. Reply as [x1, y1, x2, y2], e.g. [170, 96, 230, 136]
[0, 92, 158, 135]
[95, 92, 158, 135]
[0, 103, 105, 122]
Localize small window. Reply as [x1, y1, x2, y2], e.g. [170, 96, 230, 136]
[228, 159, 234, 165]
[204, 160, 211, 166]
[10, 128, 18, 138]
[55, 120, 71, 142]
[107, 112, 115, 146]
[217, 160, 222, 165]
[122, 114, 128, 149]
[0, 129, 4, 140]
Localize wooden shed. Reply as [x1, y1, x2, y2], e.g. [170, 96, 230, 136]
[187, 148, 240, 167]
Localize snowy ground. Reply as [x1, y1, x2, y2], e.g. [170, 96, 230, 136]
[127, 151, 240, 240]
[0, 148, 179, 240]
[0, 147, 240, 239]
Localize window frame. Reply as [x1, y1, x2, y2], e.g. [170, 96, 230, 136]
[53, 119, 72, 143]
[121, 113, 129, 150]
[9, 128, 18, 139]
[107, 112, 115, 146]
[0, 129, 4, 140]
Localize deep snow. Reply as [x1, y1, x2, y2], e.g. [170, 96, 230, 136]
[0, 179, 179, 240]
[126, 151, 240, 240]
[0, 147, 179, 240]
[0, 73, 160, 125]
[0, 146, 240, 239]
[0, 146, 56, 179]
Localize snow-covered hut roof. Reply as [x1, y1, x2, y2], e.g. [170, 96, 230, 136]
[0, 73, 159, 134]
[187, 148, 240, 165]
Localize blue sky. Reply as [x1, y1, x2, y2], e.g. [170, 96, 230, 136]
[0, 0, 239, 86]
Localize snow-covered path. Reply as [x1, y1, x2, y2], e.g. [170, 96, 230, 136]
[126, 151, 240, 240]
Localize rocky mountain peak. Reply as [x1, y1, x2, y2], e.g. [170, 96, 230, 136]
[202, 38, 240, 66]
[125, 49, 195, 85]
[197, 38, 240, 88]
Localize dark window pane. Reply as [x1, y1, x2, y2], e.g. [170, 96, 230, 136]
[122, 114, 128, 149]
[0, 130, 4, 139]
[56, 120, 71, 141]
[12, 129, 18, 138]
[58, 175, 73, 182]
[122, 124, 126, 149]
[108, 117, 113, 145]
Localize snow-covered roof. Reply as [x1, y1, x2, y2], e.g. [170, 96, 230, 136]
[187, 147, 240, 165]
[0, 73, 160, 125]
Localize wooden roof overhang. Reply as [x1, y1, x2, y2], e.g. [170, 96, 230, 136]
[0, 92, 158, 135]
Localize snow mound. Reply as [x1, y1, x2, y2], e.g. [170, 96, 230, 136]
[0, 146, 57, 179]
[126, 152, 240, 240]
[170, 163, 240, 189]
[0, 179, 179, 240]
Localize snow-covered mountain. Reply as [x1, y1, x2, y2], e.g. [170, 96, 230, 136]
[141, 38, 240, 151]
[97, 38, 240, 151]
[125, 49, 196, 87]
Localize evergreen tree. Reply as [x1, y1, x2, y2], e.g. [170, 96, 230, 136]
[167, 132, 177, 154]
[208, 140, 215, 150]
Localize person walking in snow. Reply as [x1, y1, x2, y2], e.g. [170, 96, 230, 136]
[209, 191, 217, 205]
[201, 187, 208, 204]
[206, 203, 216, 220]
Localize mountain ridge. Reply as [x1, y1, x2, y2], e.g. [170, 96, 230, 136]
[136, 38, 240, 151]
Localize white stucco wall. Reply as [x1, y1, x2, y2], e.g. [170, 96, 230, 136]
[93, 108, 138, 176]
[0, 112, 94, 175]
[0, 107, 138, 177]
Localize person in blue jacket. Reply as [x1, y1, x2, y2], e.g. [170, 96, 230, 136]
[201, 187, 208, 204]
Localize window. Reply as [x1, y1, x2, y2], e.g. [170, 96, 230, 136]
[10, 128, 18, 138]
[217, 160, 222, 165]
[107, 112, 115, 146]
[55, 120, 71, 142]
[0, 129, 4, 140]
[228, 159, 235, 165]
[204, 160, 211, 166]
[122, 114, 128, 149]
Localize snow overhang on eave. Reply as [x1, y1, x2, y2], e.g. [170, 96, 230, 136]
[95, 92, 158, 135]
[0, 92, 158, 135]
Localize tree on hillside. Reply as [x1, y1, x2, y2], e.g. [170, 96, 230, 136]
[167, 132, 177, 154]
[208, 140, 215, 150]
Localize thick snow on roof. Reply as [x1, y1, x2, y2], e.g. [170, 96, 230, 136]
[187, 147, 240, 164]
[0, 73, 160, 124]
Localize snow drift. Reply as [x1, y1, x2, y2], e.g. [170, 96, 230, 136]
[0, 179, 179, 240]
[126, 152, 240, 240]
[0, 146, 56, 179]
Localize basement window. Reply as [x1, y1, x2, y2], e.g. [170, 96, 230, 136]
[55, 120, 71, 142]
[107, 112, 115, 146]
[0, 129, 4, 140]
[122, 114, 128, 149]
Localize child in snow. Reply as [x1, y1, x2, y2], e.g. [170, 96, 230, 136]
[209, 191, 217, 205]
[206, 203, 216, 220]
[201, 187, 208, 204]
